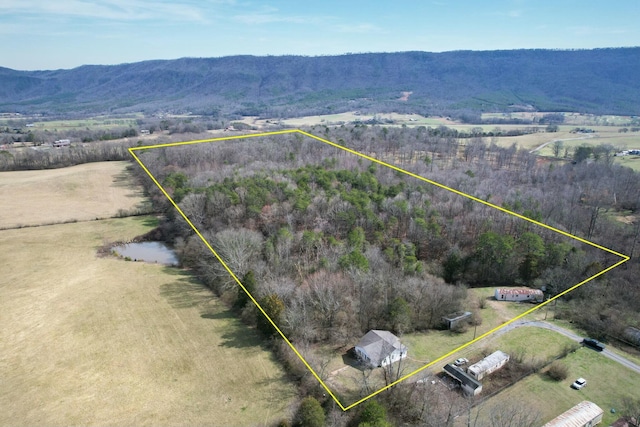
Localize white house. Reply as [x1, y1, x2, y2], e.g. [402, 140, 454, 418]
[542, 401, 604, 427]
[467, 350, 509, 381]
[53, 139, 71, 148]
[355, 330, 407, 368]
[494, 288, 543, 303]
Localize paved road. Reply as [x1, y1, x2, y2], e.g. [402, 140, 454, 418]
[493, 320, 640, 375]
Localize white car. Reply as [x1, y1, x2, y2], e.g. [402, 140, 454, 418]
[454, 358, 469, 366]
[571, 378, 587, 390]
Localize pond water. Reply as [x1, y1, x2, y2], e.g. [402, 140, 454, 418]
[112, 241, 178, 266]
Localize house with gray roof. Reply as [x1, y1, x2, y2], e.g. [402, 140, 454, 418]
[354, 330, 407, 368]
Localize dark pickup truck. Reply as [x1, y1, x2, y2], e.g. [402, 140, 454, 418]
[582, 338, 605, 352]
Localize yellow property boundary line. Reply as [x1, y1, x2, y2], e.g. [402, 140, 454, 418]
[129, 129, 629, 411]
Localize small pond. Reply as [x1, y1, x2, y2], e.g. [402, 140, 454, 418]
[112, 241, 178, 266]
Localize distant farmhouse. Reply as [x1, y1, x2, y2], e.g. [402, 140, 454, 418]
[467, 350, 509, 381]
[354, 330, 407, 368]
[53, 139, 71, 148]
[542, 400, 603, 427]
[494, 288, 543, 303]
[616, 149, 640, 156]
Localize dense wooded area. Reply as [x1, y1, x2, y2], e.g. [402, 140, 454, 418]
[133, 125, 640, 356]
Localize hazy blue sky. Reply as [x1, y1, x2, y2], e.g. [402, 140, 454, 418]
[2, 0, 639, 70]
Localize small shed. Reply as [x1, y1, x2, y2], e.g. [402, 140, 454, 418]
[494, 288, 543, 303]
[443, 364, 482, 396]
[442, 311, 472, 330]
[467, 350, 509, 381]
[355, 330, 407, 368]
[542, 400, 603, 427]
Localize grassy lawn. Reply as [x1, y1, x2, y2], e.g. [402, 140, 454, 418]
[482, 326, 576, 364]
[471, 346, 640, 426]
[615, 155, 640, 171]
[0, 161, 149, 228]
[389, 289, 543, 368]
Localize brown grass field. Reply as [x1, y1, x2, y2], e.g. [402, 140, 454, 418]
[0, 161, 149, 229]
[0, 162, 296, 426]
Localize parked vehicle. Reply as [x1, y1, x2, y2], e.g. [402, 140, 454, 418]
[454, 358, 469, 366]
[582, 338, 605, 352]
[571, 377, 587, 389]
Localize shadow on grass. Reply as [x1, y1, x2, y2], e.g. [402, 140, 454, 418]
[200, 306, 270, 350]
[160, 267, 272, 350]
[138, 215, 160, 228]
[159, 270, 214, 310]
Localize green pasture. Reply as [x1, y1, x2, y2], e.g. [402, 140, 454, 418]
[26, 117, 140, 131]
[472, 346, 640, 426]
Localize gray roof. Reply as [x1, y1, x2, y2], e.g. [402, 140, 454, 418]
[443, 364, 482, 390]
[356, 330, 406, 366]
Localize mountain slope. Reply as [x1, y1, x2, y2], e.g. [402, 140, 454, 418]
[1, 48, 639, 117]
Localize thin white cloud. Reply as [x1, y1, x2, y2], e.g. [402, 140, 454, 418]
[0, 0, 211, 22]
[232, 12, 311, 25]
[231, 6, 381, 35]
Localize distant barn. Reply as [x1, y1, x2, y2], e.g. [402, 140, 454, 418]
[494, 288, 543, 303]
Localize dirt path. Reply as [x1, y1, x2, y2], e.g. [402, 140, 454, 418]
[529, 134, 595, 153]
[398, 91, 413, 101]
[486, 299, 513, 323]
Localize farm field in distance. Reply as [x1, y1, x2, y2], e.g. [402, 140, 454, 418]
[0, 161, 149, 229]
[0, 162, 296, 426]
[234, 111, 640, 169]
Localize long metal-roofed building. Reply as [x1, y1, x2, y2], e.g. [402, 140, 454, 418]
[467, 350, 509, 381]
[443, 364, 482, 396]
[541, 400, 604, 427]
[494, 287, 544, 302]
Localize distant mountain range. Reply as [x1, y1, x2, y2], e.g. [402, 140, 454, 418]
[1, 48, 639, 118]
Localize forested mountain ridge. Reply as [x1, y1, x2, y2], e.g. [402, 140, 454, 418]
[1, 48, 639, 117]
